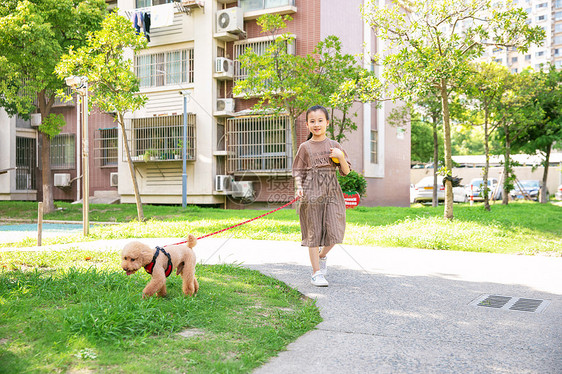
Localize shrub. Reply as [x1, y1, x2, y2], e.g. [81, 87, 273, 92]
[337, 170, 367, 196]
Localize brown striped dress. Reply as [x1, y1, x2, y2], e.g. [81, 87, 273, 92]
[292, 138, 351, 247]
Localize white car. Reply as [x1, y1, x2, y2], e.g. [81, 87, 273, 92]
[556, 184, 562, 200]
[411, 176, 445, 203]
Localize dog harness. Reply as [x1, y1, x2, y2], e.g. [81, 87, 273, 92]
[144, 246, 173, 277]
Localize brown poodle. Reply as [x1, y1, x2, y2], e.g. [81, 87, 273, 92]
[121, 234, 199, 298]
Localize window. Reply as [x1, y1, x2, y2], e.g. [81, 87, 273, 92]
[555, 35, 562, 45]
[536, 2, 548, 8]
[556, 23, 562, 32]
[511, 68, 518, 73]
[511, 57, 518, 63]
[136, 0, 169, 7]
[234, 37, 295, 85]
[240, 0, 295, 12]
[556, 11, 562, 20]
[536, 15, 546, 22]
[557, 0, 562, 7]
[135, 48, 194, 88]
[555, 48, 561, 56]
[16, 136, 36, 190]
[536, 50, 545, 57]
[525, 54, 532, 60]
[226, 116, 290, 173]
[50, 134, 76, 169]
[128, 114, 196, 161]
[556, 60, 562, 68]
[494, 58, 503, 64]
[96, 128, 118, 166]
[371, 130, 378, 164]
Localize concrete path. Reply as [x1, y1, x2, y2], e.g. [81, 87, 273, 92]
[3, 237, 561, 373]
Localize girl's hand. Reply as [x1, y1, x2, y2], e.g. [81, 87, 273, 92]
[295, 188, 304, 199]
[329, 148, 344, 162]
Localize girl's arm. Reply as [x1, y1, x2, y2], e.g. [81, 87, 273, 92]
[330, 148, 350, 176]
[295, 176, 304, 198]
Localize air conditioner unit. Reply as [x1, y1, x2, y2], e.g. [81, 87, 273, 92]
[54, 173, 71, 187]
[216, 98, 235, 113]
[30, 113, 42, 127]
[216, 8, 244, 34]
[215, 57, 234, 75]
[110, 172, 119, 187]
[231, 181, 253, 199]
[215, 175, 234, 192]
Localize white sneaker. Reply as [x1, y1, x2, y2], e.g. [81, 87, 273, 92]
[319, 256, 328, 275]
[311, 271, 329, 287]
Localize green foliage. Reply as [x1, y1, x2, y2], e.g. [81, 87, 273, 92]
[56, 11, 148, 117]
[0, 0, 107, 118]
[233, 14, 380, 151]
[0, 252, 321, 372]
[337, 170, 367, 196]
[38, 113, 65, 139]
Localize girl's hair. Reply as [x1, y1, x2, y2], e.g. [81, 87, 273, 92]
[306, 105, 329, 140]
[306, 105, 329, 122]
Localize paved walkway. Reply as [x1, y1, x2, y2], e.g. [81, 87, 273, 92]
[3, 237, 561, 373]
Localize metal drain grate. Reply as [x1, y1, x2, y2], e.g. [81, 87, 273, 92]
[470, 294, 550, 313]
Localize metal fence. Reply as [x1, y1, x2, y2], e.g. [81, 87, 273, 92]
[95, 128, 119, 167]
[226, 115, 291, 173]
[16, 136, 36, 190]
[125, 114, 196, 162]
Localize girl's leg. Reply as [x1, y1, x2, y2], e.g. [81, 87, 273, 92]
[308, 246, 320, 273]
[319, 244, 335, 258]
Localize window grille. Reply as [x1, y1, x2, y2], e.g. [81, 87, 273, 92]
[95, 128, 119, 166]
[136, 0, 169, 7]
[240, 0, 295, 12]
[16, 137, 36, 190]
[226, 115, 291, 173]
[234, 38, 294, 84]
[50, 134, 76, 169]
[371, 130, 378, 164]
[126, 114, 196, 162]
[135, 48, 194, 88]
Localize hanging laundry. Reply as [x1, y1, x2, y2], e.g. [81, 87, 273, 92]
[133, 11, 143, 34]
[143, 12, 151, 42]
[151, 3, 174, 28]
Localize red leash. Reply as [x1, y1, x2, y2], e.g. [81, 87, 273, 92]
[165, 197, 299, 247]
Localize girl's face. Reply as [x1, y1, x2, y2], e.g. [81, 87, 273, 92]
[306, 110, 329, 140]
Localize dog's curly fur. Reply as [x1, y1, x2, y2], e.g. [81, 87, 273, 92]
[121, 234, 199, 298]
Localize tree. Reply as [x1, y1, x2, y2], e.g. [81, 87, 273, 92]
[56, 12, 148, 221]
[494, 68, 542, 204]
[362, 0, 544, 219]
[233, 14, 380, 156]
[518, 65, 562, 203]
[461, 62, 510, 210]
[0, 0, 106, 213]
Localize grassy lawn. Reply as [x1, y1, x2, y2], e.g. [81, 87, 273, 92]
[0, 249, 321, 373]
[0, 200, 561, 255]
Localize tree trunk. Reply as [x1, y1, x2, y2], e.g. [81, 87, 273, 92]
[37, 90, 55, 214]
[40, 132, 55, 214]
[439, 80, 454, 220]
[502, 124, 511, 205]
[432, 116, 439, 207]
[483, 111, 490, 211]
[119, 114, 144, 222]
[290, 113, 298, 159]
[540, 145, 551, 203]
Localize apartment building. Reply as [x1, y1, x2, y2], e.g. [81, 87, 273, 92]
[0, 0, 411, 207]
[482, 0, 562, 72]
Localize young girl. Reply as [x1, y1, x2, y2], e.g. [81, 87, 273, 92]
[293, 105, 351, 287]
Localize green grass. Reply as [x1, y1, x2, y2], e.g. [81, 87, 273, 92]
[1, 201, 561, 255]
[0, 250, 321, 373]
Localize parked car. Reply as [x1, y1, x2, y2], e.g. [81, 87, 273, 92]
[464, 178, 501, 201]
[510, 180, 546, 201]
[411, 176, 445, 203]
[556, 184, 562, 200]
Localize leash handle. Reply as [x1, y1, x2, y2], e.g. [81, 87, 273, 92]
[165, 197, 300, 246]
